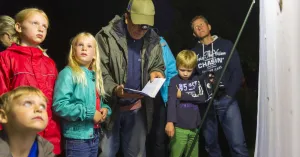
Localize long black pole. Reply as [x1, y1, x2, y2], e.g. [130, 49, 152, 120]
[185, 0, 256, 156]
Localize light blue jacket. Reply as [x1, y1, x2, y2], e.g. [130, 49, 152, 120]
[53, 66, 111, 139]
[159, 37, 178, 104]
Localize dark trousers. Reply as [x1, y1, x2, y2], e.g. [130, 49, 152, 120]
[147, 94, 168, 157]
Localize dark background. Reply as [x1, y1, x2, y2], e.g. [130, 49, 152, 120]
[0, 0, 259, 156]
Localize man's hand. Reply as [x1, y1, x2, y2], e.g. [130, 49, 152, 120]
[150, 71, 164, 82]
[165, 122, 175, 138]
[114, 84, 144, 98]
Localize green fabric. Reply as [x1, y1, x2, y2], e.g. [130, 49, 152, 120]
[95, 15, 165, 131]
[127, 0, 155, 26]
[53, 66, 111, 139]
[170, 127, 199, 157]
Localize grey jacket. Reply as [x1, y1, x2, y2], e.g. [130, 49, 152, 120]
[95, 15, 165, 132]
[0, 133, 55, 157]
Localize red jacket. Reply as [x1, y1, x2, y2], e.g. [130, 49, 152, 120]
[0, 44, 61, 154]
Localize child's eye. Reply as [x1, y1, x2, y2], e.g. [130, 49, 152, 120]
[39, 104, 46, 110]
[42, 24, 48, 29]
[24, 102, 32, 107]
[88, 45, 93, 48]
[31, 21, 39, 25]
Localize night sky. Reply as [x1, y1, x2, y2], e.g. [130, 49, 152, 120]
[0, 0, 258, 155]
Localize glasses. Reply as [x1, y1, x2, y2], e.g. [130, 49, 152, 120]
[139, 24, 151, 30]
[128, 14, 151, 30]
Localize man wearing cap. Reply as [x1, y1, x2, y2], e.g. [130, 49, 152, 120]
[95, 0, 165, 156]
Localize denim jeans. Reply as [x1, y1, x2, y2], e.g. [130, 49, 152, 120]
[202, 95, 249, 157]
[65, 128, 100, 157]
[99, 107, 147, 157]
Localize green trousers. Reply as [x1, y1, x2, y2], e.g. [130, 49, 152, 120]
[169, 127, 199, 157]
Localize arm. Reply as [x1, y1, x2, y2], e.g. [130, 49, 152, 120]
[148, 43, 165, 79]
[160, 37, 178, 103]
[225, 45, 244, 97]
[167, 78, 178, 123]
[101, 99, 112, 117]
[52, 68, 95, 121]
[0, 54, 10, 94]
[95, 32, 118, 97]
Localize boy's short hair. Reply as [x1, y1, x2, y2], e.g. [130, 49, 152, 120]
[0, 86, 47, 112]
[176, 50, 197, 69]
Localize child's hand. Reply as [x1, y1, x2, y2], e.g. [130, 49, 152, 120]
[176, 85, 181, 98]
[100, 108, 108, 120]
[93, 110, 102, 124]
[165, 122, 175, 138]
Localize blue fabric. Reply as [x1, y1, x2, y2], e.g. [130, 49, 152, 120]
[192, 37, 244, 97]
[167, 75, 206, 129]
[159, 37, 177, 104]
[65, 129, 100, 157]
[53, 66, 111, 139]
[119, 32, 143, 106]
[28, 140, 38, 157]
[202, 96, 249, 157]
[99, 108, 147, 157]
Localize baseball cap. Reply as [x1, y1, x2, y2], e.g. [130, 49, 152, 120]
[127, 0, 155, 26]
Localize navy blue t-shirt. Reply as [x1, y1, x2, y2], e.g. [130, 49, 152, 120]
[167, 74, 207, 129]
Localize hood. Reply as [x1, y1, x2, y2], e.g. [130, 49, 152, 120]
[5, 43, 44, 57]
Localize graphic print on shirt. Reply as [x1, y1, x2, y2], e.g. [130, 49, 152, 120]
[197, 48, 227, 74]
[178, 80, 204, 97]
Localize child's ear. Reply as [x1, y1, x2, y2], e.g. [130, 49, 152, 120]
[0, 109, 8, 124]
[15, 23, 22, 33]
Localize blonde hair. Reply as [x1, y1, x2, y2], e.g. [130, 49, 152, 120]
[176, 50, 197, 69]
[14, 8, 49, 51]
[68, 32, 106, 97]
[0, 86, 47, 112]
[0, 15, 17, 46]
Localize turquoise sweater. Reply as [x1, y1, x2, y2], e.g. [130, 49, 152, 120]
[53, 66, 111, 139]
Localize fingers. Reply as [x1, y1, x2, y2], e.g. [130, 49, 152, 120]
[150, 71, 164, 82]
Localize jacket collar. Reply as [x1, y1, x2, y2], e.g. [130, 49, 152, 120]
[6, 43, 44, 57]
[0, 132, 54, 157]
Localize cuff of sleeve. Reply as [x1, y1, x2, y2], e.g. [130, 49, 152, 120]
[86, 107, 95, 120]
[167, 116, 176, 123]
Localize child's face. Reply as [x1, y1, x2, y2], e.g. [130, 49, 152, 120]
[16, 12, 48, 47]
[74, 36, 96, 68]
[178, 66, 194, 80]
[5, 94, 48, 133]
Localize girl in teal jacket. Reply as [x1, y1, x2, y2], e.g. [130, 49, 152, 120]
[53, 32, 111, 157]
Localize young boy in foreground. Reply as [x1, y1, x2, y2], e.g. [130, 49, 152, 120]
[0, 86, 54, 157]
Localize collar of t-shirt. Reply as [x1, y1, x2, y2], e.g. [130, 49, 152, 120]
[28, 139, 38, 157]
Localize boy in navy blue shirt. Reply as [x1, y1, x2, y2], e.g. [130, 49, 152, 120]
[165, 50, 213, 157]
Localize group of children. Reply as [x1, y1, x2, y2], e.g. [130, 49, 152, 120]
[0, 7, 216, 157]
[0, 8, 111, 157]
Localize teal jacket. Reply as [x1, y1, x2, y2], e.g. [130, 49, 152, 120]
[53, 66, 111, 139]
[159, 37, 178, 104]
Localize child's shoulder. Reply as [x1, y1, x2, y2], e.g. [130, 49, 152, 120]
[0, 132, 10, 156]
[37, 135, 55, 157]
[58, 66, 73, 75]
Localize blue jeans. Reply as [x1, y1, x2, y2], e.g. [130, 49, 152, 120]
[99, 108, 147, 157]
[202, 96, 249, 157]
[65, 128, 100, 157]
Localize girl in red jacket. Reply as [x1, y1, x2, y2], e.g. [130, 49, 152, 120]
[0, 8, 61, 155]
